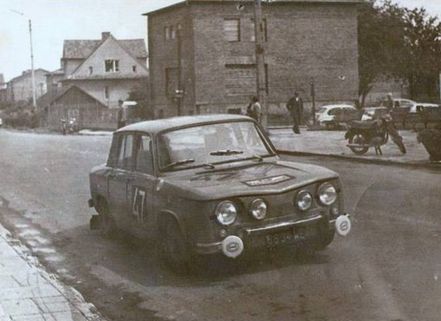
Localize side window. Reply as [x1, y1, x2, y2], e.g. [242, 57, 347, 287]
[107, 134, 122, 167]
[135, 135, 154, 175]
[116, 134, 134, 170]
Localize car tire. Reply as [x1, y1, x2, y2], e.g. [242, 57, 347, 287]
[158, 218, 191, 273]
[96, 199, 117, 239]
[316, 229, 335, 251]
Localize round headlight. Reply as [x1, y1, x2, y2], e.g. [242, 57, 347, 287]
[318, 182, 337, 205]
[215, 201, 237, 226]
[249, 199, 267, 220]
[296, 191, 313, 211]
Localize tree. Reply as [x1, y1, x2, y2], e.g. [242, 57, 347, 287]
[402, 7, 441, 100]
[127, 79, 153, 120]
[358, 1, 441, 105]
[358, 0, 406, 107]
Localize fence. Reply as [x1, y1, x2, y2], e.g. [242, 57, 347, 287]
[47, 103, 118, 130]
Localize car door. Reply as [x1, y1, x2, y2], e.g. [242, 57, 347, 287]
[107, 133, 135, 231]
[127, 134, 156, 238]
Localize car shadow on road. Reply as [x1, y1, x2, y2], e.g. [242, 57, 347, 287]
[54, 224, 331, 287]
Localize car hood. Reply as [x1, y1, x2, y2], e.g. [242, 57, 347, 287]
[159, 160, 338, 201]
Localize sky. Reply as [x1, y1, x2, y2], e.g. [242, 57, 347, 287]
[1, 0, 441, 82]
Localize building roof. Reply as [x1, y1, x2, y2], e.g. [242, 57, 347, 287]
[143, 0, 365, 15]
[63, 38, 147, 59]
[50, 85, 106, 106]
[8, 69, 50, 83]
[118, 114, 252, 134]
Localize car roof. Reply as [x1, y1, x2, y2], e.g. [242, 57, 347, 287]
[116, 114, 253, 134]
[320, 104, 355, 108]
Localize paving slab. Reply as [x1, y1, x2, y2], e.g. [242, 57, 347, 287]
[0, 224, 106, 321]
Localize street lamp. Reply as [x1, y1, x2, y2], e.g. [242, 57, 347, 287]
[9, 9, 37, 109]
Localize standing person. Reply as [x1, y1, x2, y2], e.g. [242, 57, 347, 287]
[117, 100, 126, 129]
[286, 92, 303, 134]
[385, 93, 394, 111]
[246, 96, 262, 125]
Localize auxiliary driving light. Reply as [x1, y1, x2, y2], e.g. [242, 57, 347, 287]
[318, 182, 337, 206]
[249, 198, 267, 220]
[215, 201, 237, 226]
[296, 190, 313, 211]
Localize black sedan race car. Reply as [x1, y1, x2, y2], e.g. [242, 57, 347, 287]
[88, 115, 351, 270]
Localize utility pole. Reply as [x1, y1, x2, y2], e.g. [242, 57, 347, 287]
[29, 19, 37, 108]
[9, 10, 36, 108]
[176, 25, 183, 116]
[254, 0, 267, 128]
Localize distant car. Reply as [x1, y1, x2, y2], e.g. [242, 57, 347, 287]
[361, 107, 389, 121]
[88, 115, 351, 271]
[381, 98, 416, 111]
[0, 117, 3, 127]
[315, 104, 358, 128]
[410, 103, 440, 113]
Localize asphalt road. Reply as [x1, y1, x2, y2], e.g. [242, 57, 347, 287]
[0, 129, 440, 321]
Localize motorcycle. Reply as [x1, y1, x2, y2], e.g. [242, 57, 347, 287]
[60, 117, 79, 135]
[345, 116, 406, 155]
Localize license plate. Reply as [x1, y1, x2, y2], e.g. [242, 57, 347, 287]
[265, 226, 316, 247]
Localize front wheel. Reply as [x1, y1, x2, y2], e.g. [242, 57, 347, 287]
[96, 200, 117, 238]
[349, 133, 369, 155]
[158, 218, 191, 273]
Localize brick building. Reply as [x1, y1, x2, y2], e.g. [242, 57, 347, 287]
[145, 0, 362, 119]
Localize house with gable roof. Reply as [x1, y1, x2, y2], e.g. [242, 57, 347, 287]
[60, 32, 148, 108]
[44, 32, 148, 129]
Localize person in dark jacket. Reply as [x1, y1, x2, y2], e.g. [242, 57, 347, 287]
[286, 92, 303, 134]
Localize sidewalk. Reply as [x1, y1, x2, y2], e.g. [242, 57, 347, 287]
[0, 223, 104, 321]
[268, 127, 438, 167]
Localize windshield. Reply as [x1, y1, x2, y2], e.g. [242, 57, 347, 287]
[157, 121, 273, 171]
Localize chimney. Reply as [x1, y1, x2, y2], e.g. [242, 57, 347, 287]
[101, 32, 111, 40]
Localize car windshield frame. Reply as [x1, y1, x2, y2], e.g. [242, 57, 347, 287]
[155, 120, 276, 172]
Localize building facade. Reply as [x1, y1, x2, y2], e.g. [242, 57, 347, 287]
[59, 32, 148, 108]
[145, 0, 362, 118]
[6, 69, 49, 103]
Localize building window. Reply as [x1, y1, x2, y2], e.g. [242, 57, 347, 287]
[250, 18, 267, 42]
[105, 86, 109, 99]
[132, 65, 137, 72]
[105, 59, 119, 72]
[170, 26, 176, 39]
[165, 26, 169, 40]
[224, 18, 240, 42]
[89, 66, 93, 75]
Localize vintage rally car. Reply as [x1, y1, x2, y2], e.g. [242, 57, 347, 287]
[88, 114, 351, 268]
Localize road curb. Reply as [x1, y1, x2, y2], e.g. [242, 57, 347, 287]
[0, 221, 107, 321]
[277, 149, 441, 170]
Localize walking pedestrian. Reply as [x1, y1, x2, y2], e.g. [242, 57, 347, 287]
[286, 92, 303, 134]
[246, 96, 262, 125]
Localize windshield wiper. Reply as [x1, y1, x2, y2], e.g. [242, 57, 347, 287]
[162, 158, 195, 170]
[209, 149, 244, 156]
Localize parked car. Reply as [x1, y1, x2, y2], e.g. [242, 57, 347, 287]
[88, 115, 351, 271]
[410, 103, 439, 113]
[361, 107, 389, 121]
[381, 98, 417, 110]
[316, 104, 359, 128]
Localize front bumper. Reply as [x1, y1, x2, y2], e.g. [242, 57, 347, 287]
[195, 213, 351, 257]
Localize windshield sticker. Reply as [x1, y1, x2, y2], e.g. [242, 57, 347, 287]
[244, 175, 293, 186]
